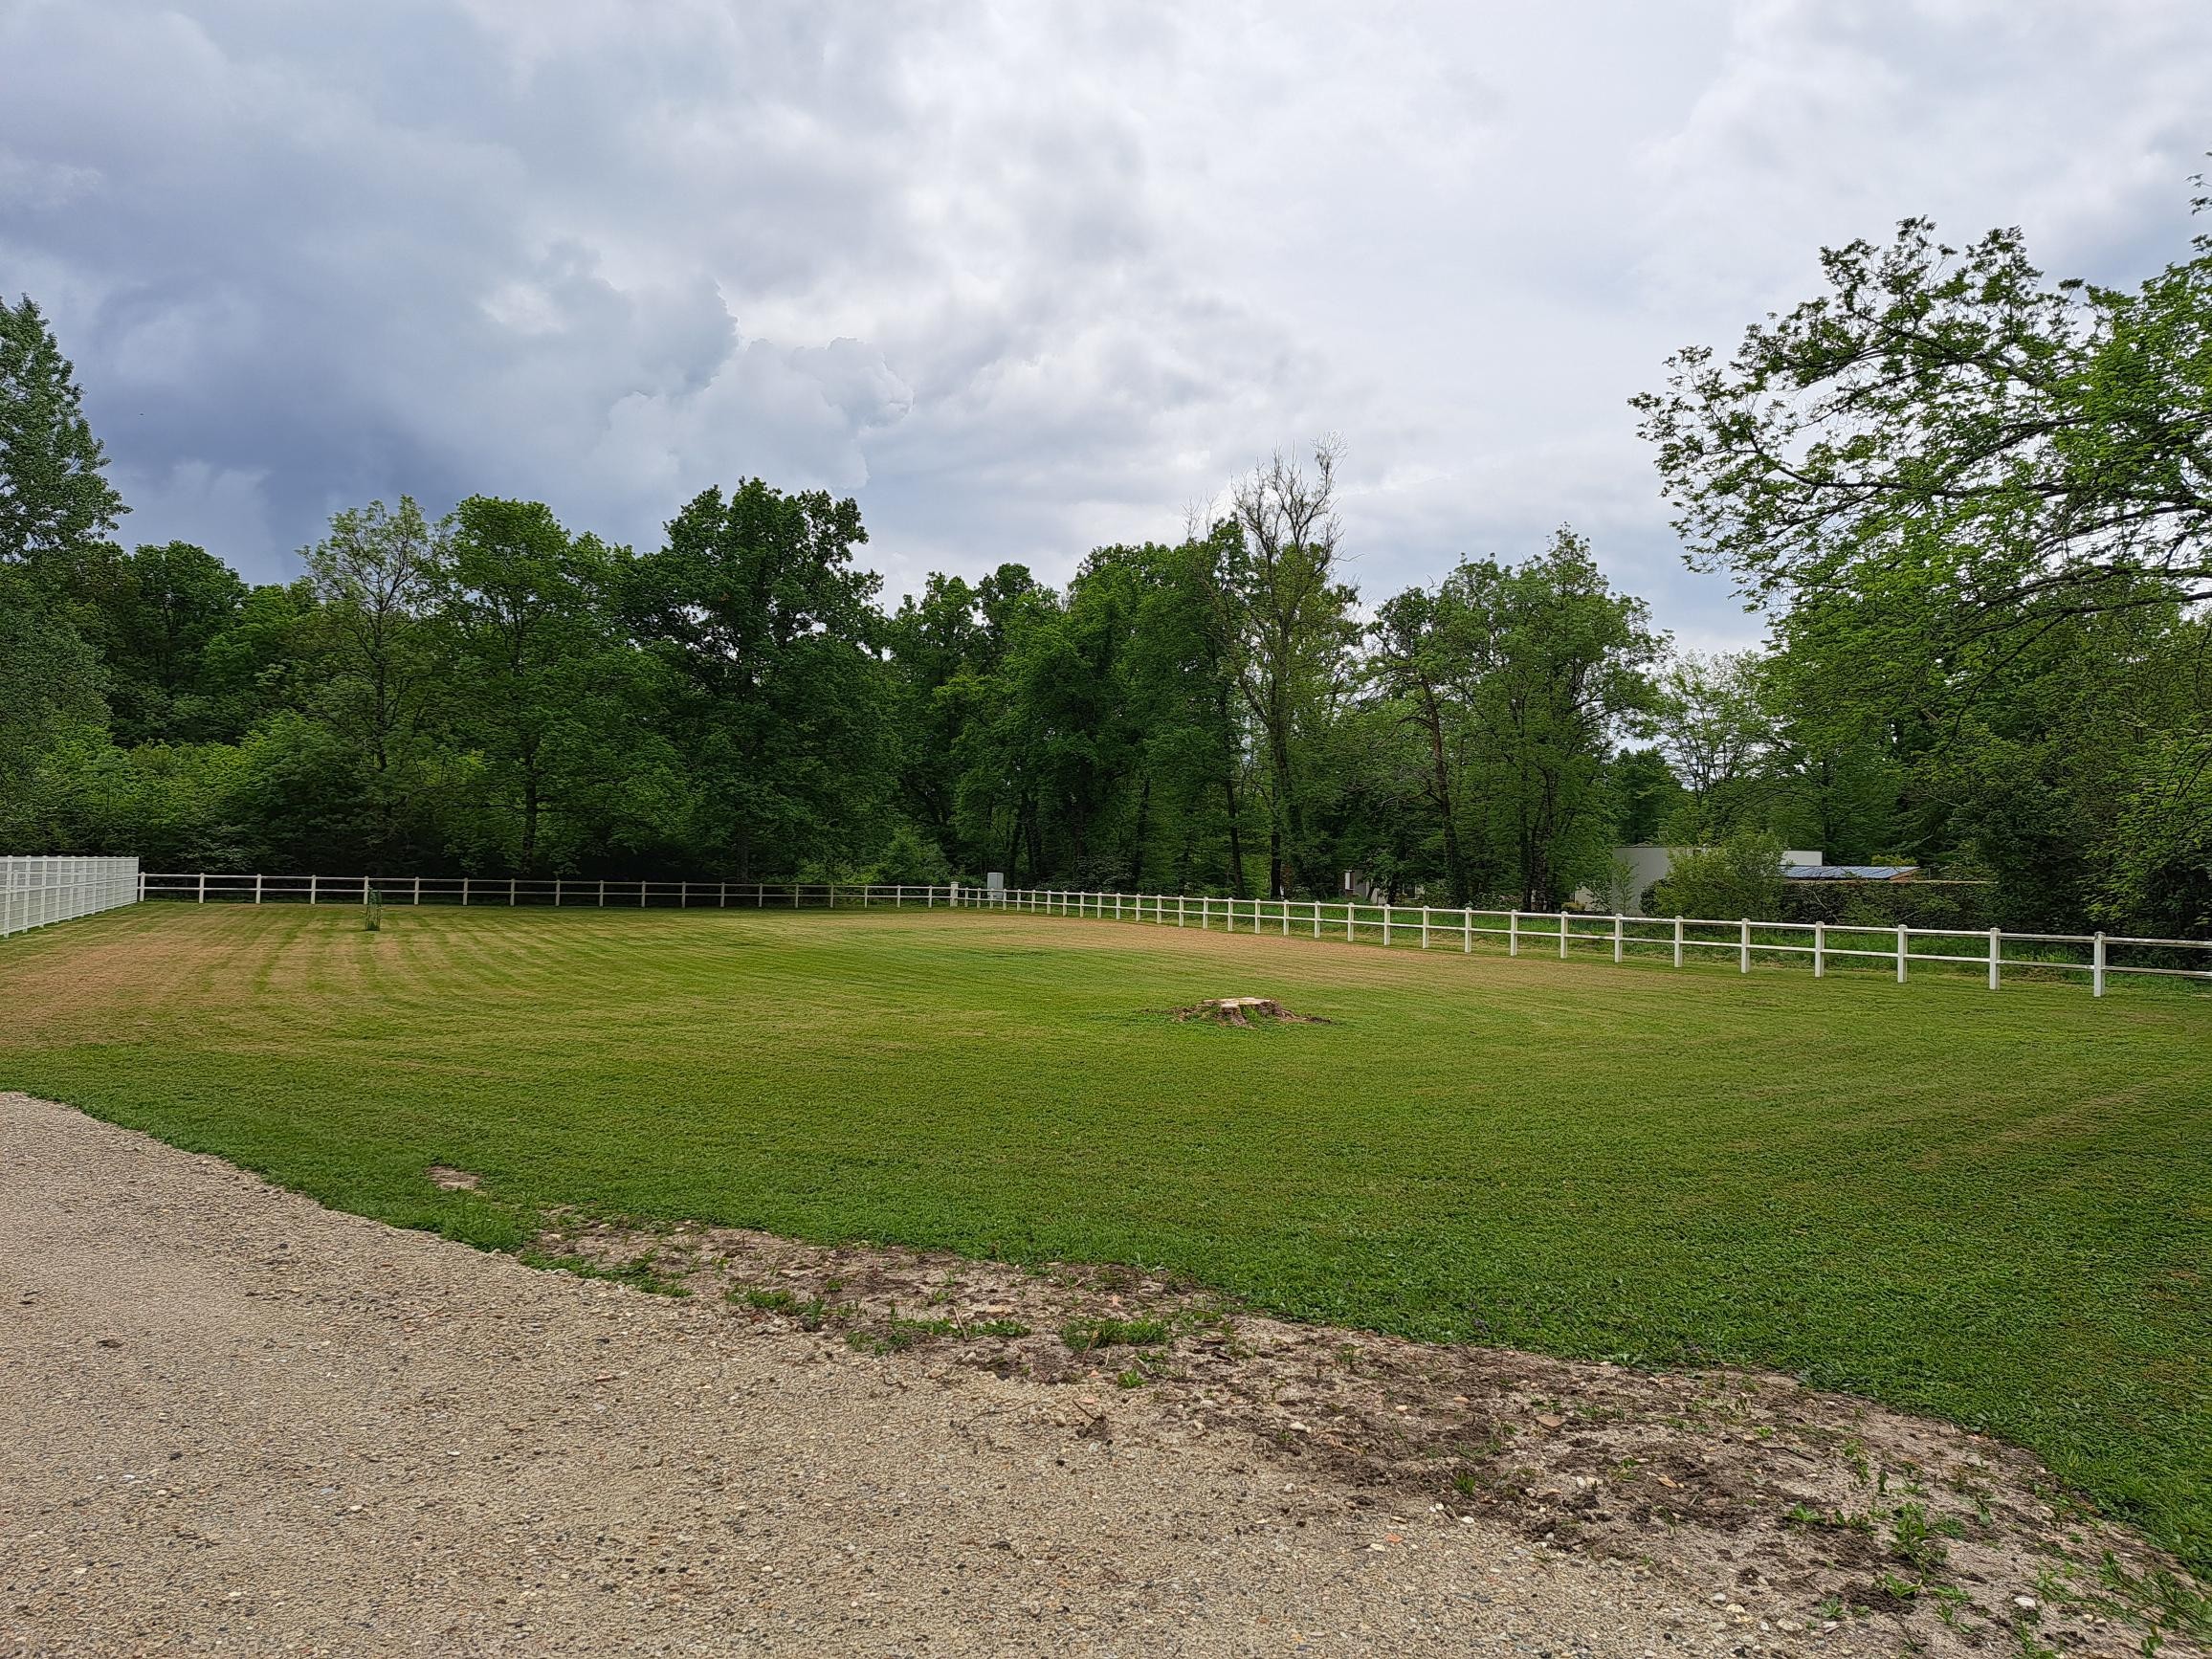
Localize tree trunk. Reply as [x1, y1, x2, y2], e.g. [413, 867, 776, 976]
[1224, 768, 1249, 898]
[1129, 772, 1151, 890]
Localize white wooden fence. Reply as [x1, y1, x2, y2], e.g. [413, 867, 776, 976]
[134, 873, 2212, 998]
[0, 856, 141, 939]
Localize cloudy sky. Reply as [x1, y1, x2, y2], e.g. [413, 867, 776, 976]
[4, 1, 2207, 647]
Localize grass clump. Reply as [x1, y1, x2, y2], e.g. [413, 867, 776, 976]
[1061, 1316, 1170, 1352]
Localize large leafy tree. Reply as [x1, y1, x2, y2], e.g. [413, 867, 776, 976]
[0, 295, 125, 573]
[83, 542, 252, 744]
[1451, 531, 1666, 910]
[0, 564, 106, 837]
[436, 498, 634, 874]
[1637, 189, 2212, 929]
[1368, 532, 1665, 910]
[1213, 444, 1360, 896]
[1368, 584, 1481, 903]
[630, 479, 895, 877]
[1633, 195, 2212, 669]
[883, 564, 1040, 871]
[298, 497, 452, 866]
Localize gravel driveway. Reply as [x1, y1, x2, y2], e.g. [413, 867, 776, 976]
[0, 1093, 1906, 1655]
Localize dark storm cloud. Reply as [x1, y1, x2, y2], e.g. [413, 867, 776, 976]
[3, 0, 2207, 647]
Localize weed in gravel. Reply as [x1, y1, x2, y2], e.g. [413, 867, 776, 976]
[1062, 1316, 1169, 1352]
[523, 1249, 692, 1296]
[848, 1317, 958, 1355]
[2097, 1554, 2212, 1646]
[1891, 1502, 1951, 1574]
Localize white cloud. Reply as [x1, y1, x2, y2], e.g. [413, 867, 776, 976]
[3, 0, 2206, 647]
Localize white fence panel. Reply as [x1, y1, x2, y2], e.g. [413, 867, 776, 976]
[0, 855, 142, 939]
[131, 873, 2212, 1000]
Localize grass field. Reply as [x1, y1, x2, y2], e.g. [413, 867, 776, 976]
[3, 901, 2206, 1572]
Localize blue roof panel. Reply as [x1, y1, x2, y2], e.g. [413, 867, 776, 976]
[1782, 864, 1918, 880]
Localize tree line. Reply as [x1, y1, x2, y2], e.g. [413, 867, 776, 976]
[3, 185, 2207, 934]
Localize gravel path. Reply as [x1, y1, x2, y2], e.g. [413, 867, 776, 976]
[0, 1093, 1881, 1656]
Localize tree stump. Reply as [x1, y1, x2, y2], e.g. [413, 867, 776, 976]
[1173, 997, 1322, 1027]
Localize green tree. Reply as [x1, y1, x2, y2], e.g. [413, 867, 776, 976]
[1653, 650, 1777, 839]
[1214, 444, 1359, 896]
[436, 498, 633, 874]
[629, 479, 894, 877]
[299, 497, 452, 867]
[0, 565, 106, 839]
[1634, 194, 2212, 672]
[0, 295, 125, 573]
[1451, 531, 1667, 909]
[1369, 584, 1481, 902]
[83, 542, 251, 743]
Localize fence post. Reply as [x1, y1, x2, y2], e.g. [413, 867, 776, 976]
[1421, 906, 1430, 949]
[198, 872, 207, 904]
[721, 883, 729, 908]
[413, 876, 422, 906]
[462, 877, 470, 906]
[1672, 916, 1683, 967]
[1346, 901, 1354, 942]
[554, 879, 563, 907]
[1559, 910, 1569, 960]
[2092, 932, 2106, 998]
[1989, 926, 2001, 991]
[1382, 904, 1392, 947]
[1279, 900, 1288, 936]
[254, 874, 263, 905]
[1813, 920, 1825, 979]
[309, 874, 318, 906]
[1895, 925, 1907, 984]
[510, 879, 518, 906]
[1464, 908, 1472, 953]
[1739, 918, 1750, 974]
[1179, 896, 1185, 927]
[1508, 911, 1518, 956]
[598, 881, 606, 907]
[1613, 914, 1623, 964]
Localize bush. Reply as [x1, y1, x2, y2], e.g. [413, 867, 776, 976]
[1648, 830, 1785, 919]
[871, 824, 953, 887]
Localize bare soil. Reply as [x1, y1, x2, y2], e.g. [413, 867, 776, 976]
[542, 1217, 2208, 1659]
[2, 1091, 2201, 1658]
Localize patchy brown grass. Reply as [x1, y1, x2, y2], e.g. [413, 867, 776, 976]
[542, 1213, 2210, 1659]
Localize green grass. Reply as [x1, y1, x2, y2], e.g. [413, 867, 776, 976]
[3, 902, 2207, 1571]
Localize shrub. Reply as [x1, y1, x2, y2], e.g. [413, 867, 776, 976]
[1648, 830, 1785, 919]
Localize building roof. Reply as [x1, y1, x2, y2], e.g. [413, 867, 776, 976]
[1781, 864, 1918, 881]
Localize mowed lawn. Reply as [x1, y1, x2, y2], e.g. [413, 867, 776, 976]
[3, 902, 2206, 1570]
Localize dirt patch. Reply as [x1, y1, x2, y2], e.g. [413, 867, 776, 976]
[424, 1164, 480, 1190]
[540, 1214, 2210, 1659]
[1172, 996, 1328, 1026]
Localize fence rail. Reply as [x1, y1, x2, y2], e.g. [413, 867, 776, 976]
[1, 856, 141, 939]
[133, 873, 2212, 998]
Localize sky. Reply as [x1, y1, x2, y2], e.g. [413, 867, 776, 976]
[3, 0, 2208, 651]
